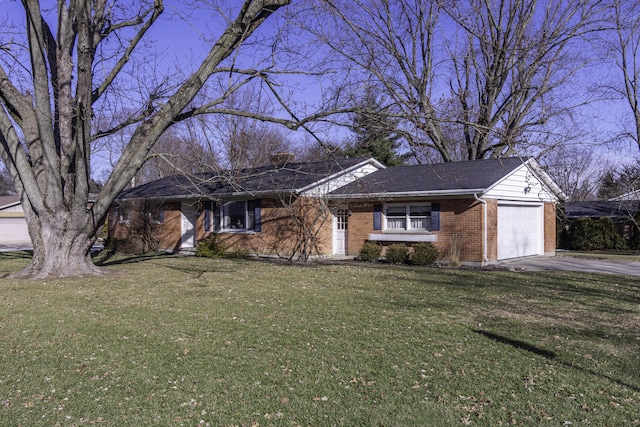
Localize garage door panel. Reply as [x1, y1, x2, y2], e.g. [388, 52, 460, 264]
[498, 204, 542, 260]
[0, 217, 31, 243]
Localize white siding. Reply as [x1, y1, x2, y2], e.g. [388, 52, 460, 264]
[302, 163, 382, 197]
[0, 204, 24, 214]
[485, 164, 556, 202]
[0, 217, 30, 243]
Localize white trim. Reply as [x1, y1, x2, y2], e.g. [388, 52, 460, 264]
[485, 158, 564, 202]
[497, 202, 544, 260]
[332, 210, 348, 255]
[299, 158, 385, 195]
[220, 200, 254, 232]
[330, 188, 486, 200]
[383, 202, 433, 232]
[369, 233, 437, 243]
[474, 193, 488, 264]
[180, 202, 197, 249]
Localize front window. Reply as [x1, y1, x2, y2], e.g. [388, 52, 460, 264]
[222, 201, 254, 231]
[385, 204, 431, 231]
[116, 205, 131, 223]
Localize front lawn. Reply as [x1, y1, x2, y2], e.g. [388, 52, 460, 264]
[0, 253, 638, 426]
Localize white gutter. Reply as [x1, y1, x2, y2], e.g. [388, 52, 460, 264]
[474, 193, 488, 264]
[329, 188, 488, 199]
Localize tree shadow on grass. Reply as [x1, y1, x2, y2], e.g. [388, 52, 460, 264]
[92, 250, 174, 267]
[93, 252, 238, 278]
[473, 329, 556, 359]
[0, 250, 33, 260]
[473, 329, 639, 392]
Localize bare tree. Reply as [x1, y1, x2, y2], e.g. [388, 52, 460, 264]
[600, 0, 640, 152]
[0, 1, 316, 279]
[269, 193, 334, 262]
[0, 163, 13, 195]
[308, 0, 602, 163]
[134, 128, 218, 185]
[209, 88, 294, 169]
[540, 144, 608, 201]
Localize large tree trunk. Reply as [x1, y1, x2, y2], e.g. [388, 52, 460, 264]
[11, 203, 103, 279]
[0, 1, 291, 279]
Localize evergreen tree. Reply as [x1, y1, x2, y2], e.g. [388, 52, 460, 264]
[597, 163, 640, 200]
[597, 170, 619, 200]
[341, 90, 408, 166]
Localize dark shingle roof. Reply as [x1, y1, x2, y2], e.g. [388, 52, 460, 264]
[118, 158, 370, 200]
[330, 157, 528, 196]
[565, 201, 640, 219]
[0, 195, 20, 209]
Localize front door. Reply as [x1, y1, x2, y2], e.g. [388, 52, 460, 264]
[181, 202, 197, 249]
[333, 209, 348, 255]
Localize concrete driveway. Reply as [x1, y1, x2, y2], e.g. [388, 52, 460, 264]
[498, 254, 640, 277]
[0, 242, 104, 253]
[0, 242, 33, 252]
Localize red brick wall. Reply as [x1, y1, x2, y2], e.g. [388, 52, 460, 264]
[437, 199, 485, 263]
[345, 198, 487, 263]
[544, 202, 557, 254]
[345, 202, 378, 256]
[110, 197, 334, 257]
[158, 202, 181, 251]
[205, 197, 334, 258]
[486, 199, 498, 261]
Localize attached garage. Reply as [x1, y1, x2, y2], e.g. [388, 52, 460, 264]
[0, 217, 30, 243]
[0, 196, 32, 245]
[497, 203, 543, 260]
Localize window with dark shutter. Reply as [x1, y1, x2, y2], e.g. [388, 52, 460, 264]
[429, 203, 440, 231]
[204, 203, 211, 232]
[253, 199, 262, 232]
[373, 204, 383, 230]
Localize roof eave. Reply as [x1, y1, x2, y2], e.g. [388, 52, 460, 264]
[328, 189, 487, 199]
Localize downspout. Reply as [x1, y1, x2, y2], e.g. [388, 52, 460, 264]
[474, 193, 488, 265]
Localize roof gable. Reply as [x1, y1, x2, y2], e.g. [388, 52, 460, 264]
[330, 157, 530, 196]
[330, 157, 563, 201]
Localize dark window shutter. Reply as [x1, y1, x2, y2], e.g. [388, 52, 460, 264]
[158, 207, 165, 224]
[430, 203, 440, 231]
[213, 201, 221, 231]
[253, 199, 262, 232]
[204, 203, 211, 232]
[373, 204, 383, 230]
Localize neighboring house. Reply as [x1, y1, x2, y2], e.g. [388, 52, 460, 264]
[610, 189, 640, 202]
[565, 201, 640, 220]
[0, 195, 31, 244]
[111, 156, 564, 265]
[564, 200, 640, 243]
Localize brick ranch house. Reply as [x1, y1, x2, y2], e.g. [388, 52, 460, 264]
[109, 156, 564, 265]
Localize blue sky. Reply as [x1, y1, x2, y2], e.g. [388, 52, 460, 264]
[1, 1, 637, 176]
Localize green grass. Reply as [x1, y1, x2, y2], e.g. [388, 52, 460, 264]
[0, 252, 639, 426]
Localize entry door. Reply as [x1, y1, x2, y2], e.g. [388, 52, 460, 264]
[180, 202, 197, 249]
[333, 209, 348, 255]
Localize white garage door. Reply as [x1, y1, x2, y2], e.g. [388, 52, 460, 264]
[0, 217, 31, 244]
[497, 204, 543, 260]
